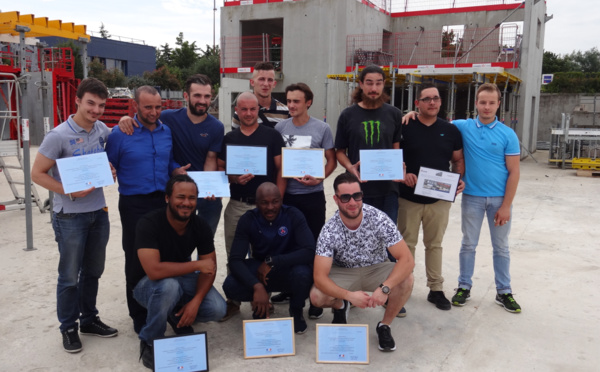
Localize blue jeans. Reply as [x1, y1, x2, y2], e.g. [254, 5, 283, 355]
[364, 193, 399, 262]
[196, 198, 223, 236]
[134, 273, 226, 343]
[222, 259, 313, 312]
[459, 194, 512, 294]
[52, 209, 109, 332]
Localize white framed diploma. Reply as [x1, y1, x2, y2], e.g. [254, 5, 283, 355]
[316, 324, 369, 364]
[225, 145, 267, 176]
[243, 318, 295, 359]
[282, 147, 325, 179]
[187, 171, 230, 198]
[153, 332, 209, 371]
[56, 152, 114, 193]
[359, 149, 404, 181]
[413, 166, 461, 202]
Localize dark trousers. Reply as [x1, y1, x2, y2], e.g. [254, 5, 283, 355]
[222, 259, 313, 311]
[283, 190, 326, 242]
[118, 192, 165, 333]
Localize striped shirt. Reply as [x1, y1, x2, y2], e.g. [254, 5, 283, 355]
[232, 96, 289, 130]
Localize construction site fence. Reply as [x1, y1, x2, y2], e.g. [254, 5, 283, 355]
[220, 34, 282, 71]
[346, 23, 520, 69]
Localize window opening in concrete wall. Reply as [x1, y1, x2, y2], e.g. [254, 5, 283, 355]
[441, 25, 464, 59]
[240, 18, 284, 70]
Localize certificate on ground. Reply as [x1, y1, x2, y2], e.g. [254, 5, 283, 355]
[316, 324, 369, 364]
[282, 148, 325, 179]
[153, 332, 208, 371]
[243, 318, 295, 359]
[226, 145, 267, 176]
[414, 166, 461, 202]
[188, 171, 230, 198]
[56, 152, 114, 194]
[359, 149, 404, 181]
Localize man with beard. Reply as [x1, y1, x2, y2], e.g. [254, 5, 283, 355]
[232, 62, 289, 130]
[310, 172, 414, 352]
[106, 86, 189, 334]
[222, 182, 315, 334]
[218, 92, 286, 321]
[135, 175, 227, 370]
[118, 74, 224, 236]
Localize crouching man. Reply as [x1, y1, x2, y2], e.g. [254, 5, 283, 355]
[134, 175, 226, 369]
[222, 182, 315, 334]
[310, 173, 414, 351]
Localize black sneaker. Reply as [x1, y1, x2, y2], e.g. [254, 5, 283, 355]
[383, 300, 407, 318]
[289, 308, 308, 334]
[495, 293, 522, 313]
[61, 327, 82, 353]
[80, 317, 118, 338]
[452, 288, 471, 306]
[427, 290, 451, 310]
[271, 292, 291, 304]
[167, 311, 195, 335]
[331, 300, 349, 324]
[139, 340, 154, 370]
[308, 303, 323, 319]
[376, 322, 396, 351]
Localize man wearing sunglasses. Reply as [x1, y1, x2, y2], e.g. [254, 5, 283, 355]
[398, 84, 464, 312]
[310, 173, 414, 352]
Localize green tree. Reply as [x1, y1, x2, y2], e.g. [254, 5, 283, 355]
[143, 66, 181, 91]
[156, 43, 173, 68]
[567, 47, 600, 73]
[171, 32, 199, 70]
[99, 23, 111, 39]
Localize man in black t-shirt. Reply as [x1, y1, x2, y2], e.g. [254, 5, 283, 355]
[134, 175, 226, 370]
[398, 84, 464, 311]
[218, 92, 286, 321]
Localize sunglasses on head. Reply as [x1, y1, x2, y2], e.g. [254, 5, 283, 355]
[336, 191, 364, 203]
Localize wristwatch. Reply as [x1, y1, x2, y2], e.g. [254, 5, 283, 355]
[379, 283, 391, 295]
[265, 256, 274, 268]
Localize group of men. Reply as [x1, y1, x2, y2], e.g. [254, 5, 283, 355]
[32, 61, 521, 369]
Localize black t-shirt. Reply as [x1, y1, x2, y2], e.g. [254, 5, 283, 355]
[399, 117, 463, 204]
[335, 103, 402, 198]
[219, 125, 285, 200]
[135, 207, 215, 265]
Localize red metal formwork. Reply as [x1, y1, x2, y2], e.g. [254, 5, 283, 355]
[220, 34, 282, 74]
[346, 23, 520, 71]
[390, 0, 523, 14]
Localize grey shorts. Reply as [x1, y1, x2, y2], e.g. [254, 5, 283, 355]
[329, 262, 394, 292]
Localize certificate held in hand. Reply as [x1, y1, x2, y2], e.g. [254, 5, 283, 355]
[225, 145, 267, 176]
[56, 152, 114, 194]
[359, 149, 404, 181]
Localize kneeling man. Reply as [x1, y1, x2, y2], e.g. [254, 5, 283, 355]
[310, 173, 414, 352]
[223, 182, 315, 334]
[135, 175, 226, 369]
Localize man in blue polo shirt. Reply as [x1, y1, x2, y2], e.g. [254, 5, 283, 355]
[450, 83, 521, 313]
[106, 85, 188, 334]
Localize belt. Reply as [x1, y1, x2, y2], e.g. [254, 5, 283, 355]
[232, 196, 256, 205]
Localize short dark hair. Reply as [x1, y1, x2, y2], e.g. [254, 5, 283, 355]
[184, 74, 213, 94]
[166, 174, 198, 197]
[418, 83, 439, 98]
[76, 78, 108, 99]
[253, 62, 275, 72]
[333, 172, 360, 193]
[134, 85, 159, 103]
[285, 83, 314, 107]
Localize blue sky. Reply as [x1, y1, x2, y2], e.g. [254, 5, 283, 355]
[7, 1, 599, 56]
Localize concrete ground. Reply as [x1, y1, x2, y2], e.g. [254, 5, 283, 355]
[0, 149, 598, 371]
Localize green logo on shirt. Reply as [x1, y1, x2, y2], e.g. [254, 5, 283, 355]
[362, 120, 381, 146]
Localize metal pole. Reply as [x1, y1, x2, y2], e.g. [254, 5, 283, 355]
[213, 0, 217, 51]
[22, 119, 36, 251]
[79, 37, 89, 79]
[323, 79, 328, 122]
[390, 63, 396, 107]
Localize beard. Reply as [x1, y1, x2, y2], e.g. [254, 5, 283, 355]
[167, 201, 194, 222]
[361, 91, 388, 108]
[188, 100, 208, 116]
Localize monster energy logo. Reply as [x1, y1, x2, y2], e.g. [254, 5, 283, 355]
[362, 120, 381, 146]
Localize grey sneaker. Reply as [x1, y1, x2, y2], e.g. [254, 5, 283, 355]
[62, 327, 82, 353]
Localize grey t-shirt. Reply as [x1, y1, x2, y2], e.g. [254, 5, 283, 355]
[275, 116, 334, 195]
[38, 115, 111, 213]
[316, 204, 402, 268]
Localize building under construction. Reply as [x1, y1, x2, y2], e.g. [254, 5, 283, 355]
[218, 0, 548, 156]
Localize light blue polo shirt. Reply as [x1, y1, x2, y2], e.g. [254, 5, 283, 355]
[453, 117, 520, 197]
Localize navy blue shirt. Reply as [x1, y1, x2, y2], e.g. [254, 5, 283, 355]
[106, 115, 179, 195]
[228, 205, 315, 288]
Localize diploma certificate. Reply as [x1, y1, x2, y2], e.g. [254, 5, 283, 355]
[56, 152, 114, 194]
[316, 324, 369, 364]
[243, 318, 295, 359]
[188, 171, 230, 198]
[359, 149, 404, 181]
[153, 332, 208, 371]
[414, 166, 461, 202]
[226, 145, 267, 176]
[282, 148, 325, 179]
